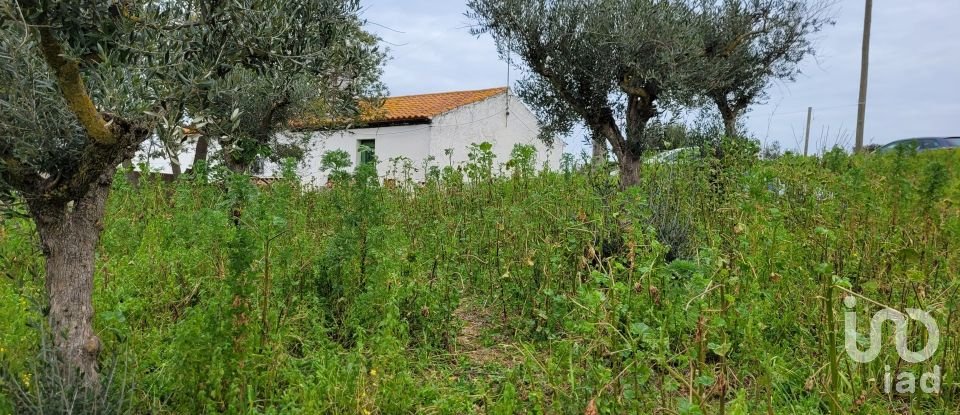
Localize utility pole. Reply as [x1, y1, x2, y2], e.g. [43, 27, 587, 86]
[804, 107, 813, 156]
[854, 0, 873, 152]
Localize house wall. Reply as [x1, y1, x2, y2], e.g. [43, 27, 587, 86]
[264, 124, 432, 186]
[132, 136, 206, 175]
[134, 92, 565, 184]
[272, 92, 563, 184]
[429, 93, 563, 174]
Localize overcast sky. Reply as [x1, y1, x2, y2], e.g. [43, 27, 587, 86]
[361, 0, 960, 154]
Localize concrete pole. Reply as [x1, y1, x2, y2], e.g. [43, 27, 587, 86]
[804, 107, 812, 156]
[854, 0, 873, 152]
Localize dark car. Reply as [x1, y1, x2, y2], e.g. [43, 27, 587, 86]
[877, 137, 960, 153]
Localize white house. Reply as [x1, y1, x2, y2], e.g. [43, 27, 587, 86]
[280, 87, 563, 185]
[137, 87, 563, 184]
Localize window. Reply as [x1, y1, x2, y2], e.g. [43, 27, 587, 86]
[946, 137, 960, 147]
[919, 139, 941, 150]
[358, 139, 376, 165]
[879, 140, 908, 153]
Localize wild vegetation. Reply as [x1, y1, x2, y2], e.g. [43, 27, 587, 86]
[1, 1, 955, 414]
[0, 0, 830, 396]
[2, 143, 959, 414]
[468, 0, 832, 185]
[0, 0, 383, 392]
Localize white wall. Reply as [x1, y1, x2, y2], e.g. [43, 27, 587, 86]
[132, 136, 205, 174]
[265, 124, 432, 186]
[273, 91, 563, 184]
[429, 93, 564, 173]
[134, 92, 565, 184]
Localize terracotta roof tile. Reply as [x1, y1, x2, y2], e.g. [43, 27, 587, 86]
[363, 87, 508, 124]
[291, 87, 508, 129]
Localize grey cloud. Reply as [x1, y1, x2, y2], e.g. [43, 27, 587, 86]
[362, 0, 960, 155]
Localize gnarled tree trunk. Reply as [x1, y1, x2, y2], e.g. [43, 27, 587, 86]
[26, 168, 115, 390]
[714, 99, 740, 139]
[721, 116, 737, 139]
[617, 150, 642, 188]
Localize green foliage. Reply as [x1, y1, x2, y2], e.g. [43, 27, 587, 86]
[506, 143, 537, 178]
[319, 149, 354, 183]
[0, 323, 133, 415]
[468, 0, 833, 182]
[2, 148, 960, 413]
[697, 0, 834, 134]
[0, 0, 384, 202]
[469, 0, 703, 151]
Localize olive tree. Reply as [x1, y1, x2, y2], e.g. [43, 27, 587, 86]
[0, 0, 380, 389]
[468, 0, 705, 187]
[187, 13, 384, 174]
[697, 0, 833, 137]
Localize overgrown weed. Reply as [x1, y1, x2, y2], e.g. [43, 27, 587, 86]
[1, 144, 959, 413]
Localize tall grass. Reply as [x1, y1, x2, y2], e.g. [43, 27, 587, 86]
[1, 144, 958, 414]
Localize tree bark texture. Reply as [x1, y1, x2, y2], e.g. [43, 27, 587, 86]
[721, 115, 737, 139]
[617, 151, 642, 188]
[714, 99, 738, 139]
[27, 168, 116, 390]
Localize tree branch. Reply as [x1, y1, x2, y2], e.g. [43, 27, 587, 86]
[619, 78, 648, 100]
[720, 29, 762, 57]
[260, 96, 291, 139]
[597, 114, 627, 161]
[529, 53, 627, 156]
[36, 27, 115, 145]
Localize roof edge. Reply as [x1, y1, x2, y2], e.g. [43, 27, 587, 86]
[427, 87, 509, 121]
[387, 86, 508, 101]
[289, 87, 510, 131]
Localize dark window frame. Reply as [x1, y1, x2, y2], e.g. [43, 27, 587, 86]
[358, 139, 376, 165]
